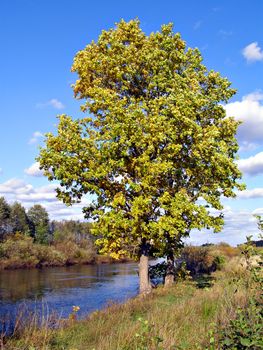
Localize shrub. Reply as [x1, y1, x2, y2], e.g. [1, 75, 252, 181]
[181, 246, 216, 275]
[0, 234, 39, 268]
[218, 299, 263, 349]
[212, 255, 226, 271]
[54, 240, 95, 264]
[212, 242, 239, 259]
[0, 234, 95, 269]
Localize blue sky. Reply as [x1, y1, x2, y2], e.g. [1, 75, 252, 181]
[0, 0, 263, 245]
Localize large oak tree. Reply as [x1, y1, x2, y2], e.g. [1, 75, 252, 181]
[38, 20, 243, 294]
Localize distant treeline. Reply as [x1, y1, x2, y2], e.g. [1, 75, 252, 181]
[0, 196, 93, 244]
[0, 196, 106, 269]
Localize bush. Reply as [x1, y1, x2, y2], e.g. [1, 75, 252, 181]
[0, 234, 40, 268]
[218, 299, 263, 349]
[181, 246, 217, 275]
[34, 244, 66, 266]
[211, 242, 239, 259]
[0, 234, 95, 269]
[212, 255, 226, 271]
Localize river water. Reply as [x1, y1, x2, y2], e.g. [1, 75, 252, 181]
[0, 263, 139, 332]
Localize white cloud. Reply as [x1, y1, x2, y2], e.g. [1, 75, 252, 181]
[36, 98, 65, 110]
[48, 98, 65, 109]
[28, 131, 44, 145]
[0, 178, 33, 194]
[0, 178, 91, 220]
[243, 91, 263, 101]
[238, 152, 263, 176]
[0, 180, 58, 204]
[238, 141, 258, 152]
[45, 202, 85, 220]
[242, 42, 263, 62]
[187, 207, 260, 246]
[24, 162, 44, 177]
[17, 192, 56, 202]
[252, 208, 263, 216]
[225, 92, 263, 144]
[0, 168, 2, 175]
[237, 188, 263, 199]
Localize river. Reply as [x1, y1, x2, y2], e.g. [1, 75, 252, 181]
[0, 262, 139, 333]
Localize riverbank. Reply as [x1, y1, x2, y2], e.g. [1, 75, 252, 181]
[0, 253, 130, 270]
[4, 253, 262, 350]
[0, 234, 131, 270]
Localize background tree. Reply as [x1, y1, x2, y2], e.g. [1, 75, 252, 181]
[52, 220, 93, 246]
[38, 20, 244, 293]
[0, 197, 11, 240]
[27, 204, 50, 244]
[10, 202, 30, 234]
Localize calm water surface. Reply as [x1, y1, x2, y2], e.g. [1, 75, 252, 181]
[0, 263, 139, 330]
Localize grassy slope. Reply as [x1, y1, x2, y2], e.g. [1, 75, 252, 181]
[6, 257, 251, 350]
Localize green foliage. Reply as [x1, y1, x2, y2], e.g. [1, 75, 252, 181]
[52, 220, 93, 245]
[219, 300, 263, 349]
[149, 243, 228, 284]
[0, 197, 97, 268]
[122, 317, 165, 350]
[10, 201, 30, 234]
[255, 215, 263, 233]
[149, 260, 192, 284]
[35, 222, 50, 245]
[0, 233, 96, 269]
[27, 204, 50, 242]
[0, 234, 40, 268]
[181, 246, 220, 275]
[38, 19, 244, 261]
[0, 196, 11, 239]
[213, 254, 226, 270]
[208, 230, 263, 350]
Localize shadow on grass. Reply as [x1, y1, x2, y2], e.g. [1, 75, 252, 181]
[193, 274, 215, 289]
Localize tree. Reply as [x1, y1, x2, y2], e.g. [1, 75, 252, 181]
[27, 204, 50, 244]
[38, 19, 244, 294]
[10, 201, 30, 234]
[0, 197, 11, 240]
[52, 220, 93, 244]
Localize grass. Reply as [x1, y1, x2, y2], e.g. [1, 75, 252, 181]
[5, 256, 253, 350]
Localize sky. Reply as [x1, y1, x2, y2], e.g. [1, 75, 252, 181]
[0, 0, 263, 245]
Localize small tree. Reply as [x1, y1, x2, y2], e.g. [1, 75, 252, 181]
[0, 197, 11, 240]
[38, 20, 243, 293]
[27, 204, 50, 244]
[10, 201, 30, 234]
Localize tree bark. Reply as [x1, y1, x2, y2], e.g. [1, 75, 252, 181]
[139, 254, 152, 295]
[164, 253, 175, 288]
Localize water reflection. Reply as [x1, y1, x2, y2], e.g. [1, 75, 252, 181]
[0, 263, 139, 328]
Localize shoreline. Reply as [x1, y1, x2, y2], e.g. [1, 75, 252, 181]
[0, 255, 133, 271]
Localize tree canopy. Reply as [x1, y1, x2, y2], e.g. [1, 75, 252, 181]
[0, 197, 11, 240]
[38, 19, 243, 261]
[10, 202, 29, 234]
[27, 204, 50, 243]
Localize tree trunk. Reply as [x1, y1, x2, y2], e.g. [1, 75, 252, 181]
[164, 253, 175, 288]
[139, 254, 152, 295]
